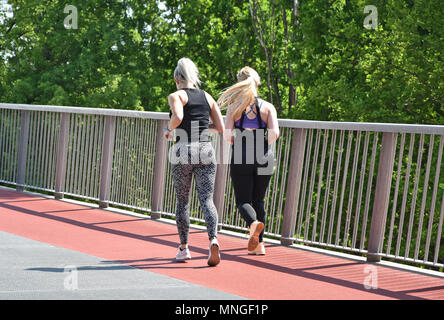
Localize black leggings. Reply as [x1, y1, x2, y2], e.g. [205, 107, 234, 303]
[230, 163, 272, 242]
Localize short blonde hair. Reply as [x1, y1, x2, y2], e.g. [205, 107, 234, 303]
[174, 57, 201, 88]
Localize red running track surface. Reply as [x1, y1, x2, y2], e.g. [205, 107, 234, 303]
[0, 188, 443, 300]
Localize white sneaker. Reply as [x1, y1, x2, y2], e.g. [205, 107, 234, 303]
[248, 221, 264, 251]
[248, 242, 266, 255]
[175, 245, 191, 262]
[207, 238, 220, 267]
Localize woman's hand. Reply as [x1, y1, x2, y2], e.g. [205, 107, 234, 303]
[164, 129, 174, 141]
[223, 129, 234, 144]
[208, 123, 218, 134]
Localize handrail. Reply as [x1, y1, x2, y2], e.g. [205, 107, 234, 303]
[0, 103, 169, 120]
[1, 103, 443, 134]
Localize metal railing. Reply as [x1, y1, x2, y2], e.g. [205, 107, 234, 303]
[1, 103, 443, 269]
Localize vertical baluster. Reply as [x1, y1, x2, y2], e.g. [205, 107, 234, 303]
[312, 129, 328, 242]
[320, 130, 336, 243]
[16, 110, 30, 192]
[297, 129, 312, 239]
[405, 134, 424, 258]
[395, 133, 415, 257]
[386, 133, 405, 255]
[344, 131, 361, 247]
[55, 113, 70, 199]
[434, 193, 444, 265]
[423, 135, 443, 263]
[335, 130, 353, 246]
[360, 132, 379, 251]
[98, 115, 116, 208]
[414, 135, 434, 260]
[110, 117, 122, 204]
[351, 131, 370, 250]
[0, 110, 5, 180]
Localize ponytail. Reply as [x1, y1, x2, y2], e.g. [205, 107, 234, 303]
[217, 67, 261, 120]
[174, 57, 201, 88]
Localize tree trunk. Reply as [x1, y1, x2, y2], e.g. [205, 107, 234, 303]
[249, 0, 282, 113]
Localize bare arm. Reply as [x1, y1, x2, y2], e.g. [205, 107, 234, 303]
[223, 108, 235, 144]
[266, 103, 280, 144]
[205, 92, 224, 134]
[165, 91, 185, 139]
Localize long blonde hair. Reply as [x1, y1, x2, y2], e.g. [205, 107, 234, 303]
[218, 67, 261, 120]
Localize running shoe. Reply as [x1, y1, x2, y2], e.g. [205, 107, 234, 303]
[207, 238, 221, 267]
[248, 221, 264, 251]
[248, 242, 266, 255]
[175, 245, 191, 262]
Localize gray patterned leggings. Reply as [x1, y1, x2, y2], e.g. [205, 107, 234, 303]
[170, 142, 218, 245]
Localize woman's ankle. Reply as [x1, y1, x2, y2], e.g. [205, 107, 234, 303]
[250, 220, 259, 227]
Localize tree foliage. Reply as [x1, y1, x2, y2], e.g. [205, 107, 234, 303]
[0, 0, 442, 124]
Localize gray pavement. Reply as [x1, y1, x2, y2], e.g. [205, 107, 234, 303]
[0, 231, 245, 300]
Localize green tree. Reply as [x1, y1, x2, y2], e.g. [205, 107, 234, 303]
[0, 0, 442, 124]
[286, 0, 443, 124]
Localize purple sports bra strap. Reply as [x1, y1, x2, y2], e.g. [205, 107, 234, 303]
[236, 97, 265, 130]
[238, 109, 246, 129]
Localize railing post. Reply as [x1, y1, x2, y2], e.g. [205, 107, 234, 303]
[367, 132, 397, 262]
[54, 113, 70, 199]
[151, 119, 169, 219]
[16, 110, 30, 192]
[213, 136, 230, 230]
[98, 115, 116, 208]
[281, 128, 306, 245]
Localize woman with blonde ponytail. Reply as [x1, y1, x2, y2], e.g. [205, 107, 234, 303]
[218, 67, 279, 255]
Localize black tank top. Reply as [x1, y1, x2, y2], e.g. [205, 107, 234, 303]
[169, 88, 211, 143]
